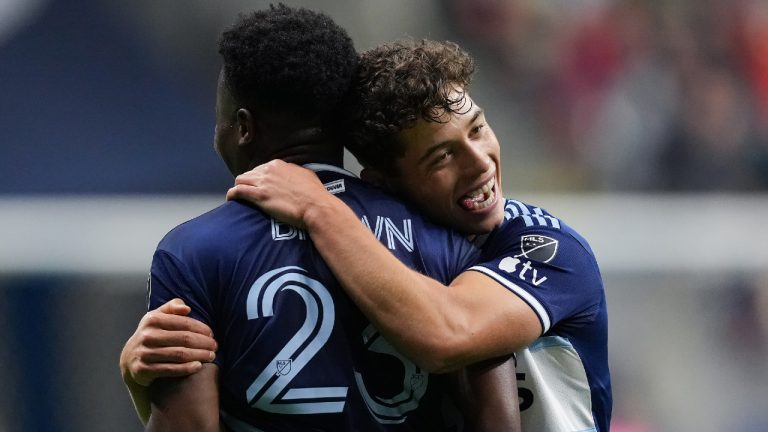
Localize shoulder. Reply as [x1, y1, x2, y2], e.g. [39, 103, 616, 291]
[496, 198, 596, 260]
[318, 168, 438, 228]
[157, 201, 266, 260]
[480, 198, 604, 296]
[471, 199, 606, 330]
[502, 199, 564, 231]
[314, 167, 477, 278]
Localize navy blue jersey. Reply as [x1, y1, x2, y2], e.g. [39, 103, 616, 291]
[469, 199, 612, 432]
[148, 164, 479, 431]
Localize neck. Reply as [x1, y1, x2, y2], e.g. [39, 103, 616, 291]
[251, 126, 344, 169]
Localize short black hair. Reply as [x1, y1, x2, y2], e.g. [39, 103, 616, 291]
[218, 4, 358, 126]
[345, 39, 475, 174]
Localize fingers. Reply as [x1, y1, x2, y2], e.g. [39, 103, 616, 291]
[141, 345, 216, 364]
[232, 160, 301, 188]
[233, 166, 267, 187]
[125, 331, 216, 386]
[131, 360, 205, 386]
[124, 302, 219, 386]
[228, 160, 315, 201]
[156, 298, 191, 315]
[226, 184, 260, 201]
[142, 307, 214, 338]
[142, 328, 218, 352]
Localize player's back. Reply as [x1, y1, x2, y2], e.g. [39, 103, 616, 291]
[148, 164, 479, 431]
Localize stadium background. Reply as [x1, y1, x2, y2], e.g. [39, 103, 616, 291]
[1, 0, 767, 430]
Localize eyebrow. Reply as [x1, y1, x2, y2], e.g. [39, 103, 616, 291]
[470, 108, 484, 124]
[417, 107, 484, 165]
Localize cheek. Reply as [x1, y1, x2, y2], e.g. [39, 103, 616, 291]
[485, 132, 501, 157]
[214, 122, 234, 150]
[398, 169, 456, 207]
[419, 179, 454, 207]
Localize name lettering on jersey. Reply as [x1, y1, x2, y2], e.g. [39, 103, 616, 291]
[520, 235, 558, 263]
[324, 179, 346, 195]
[271, 219, 307, 241]
[360, 216, 414, 252]
[499, 257, 548, 286]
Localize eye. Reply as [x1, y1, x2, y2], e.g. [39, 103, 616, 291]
[470, 123, 485, 136]
[431, 149, 453, 167]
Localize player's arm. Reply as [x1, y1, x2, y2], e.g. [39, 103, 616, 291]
[146, 363, 222, 432]
[451, 355, 521, 432]
[228, 161, 540, 372]
[120, 299, 218, 425]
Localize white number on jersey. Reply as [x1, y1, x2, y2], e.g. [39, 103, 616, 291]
[245, 266, 348, 414]
[355, 324, 428, 424]
[244, 266, 428, 423]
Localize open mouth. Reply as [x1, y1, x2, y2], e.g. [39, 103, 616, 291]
[459, 177, 497, 211]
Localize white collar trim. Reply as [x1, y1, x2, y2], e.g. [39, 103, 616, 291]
[302, 163, 357, 178]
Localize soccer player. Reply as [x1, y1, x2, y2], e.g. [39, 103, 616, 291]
[125, 6, 520, 432]
[227, 39, 612, 431]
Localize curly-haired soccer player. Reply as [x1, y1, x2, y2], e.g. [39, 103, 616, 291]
[121, 6, 521, 432]
[228, 39, 612, 432]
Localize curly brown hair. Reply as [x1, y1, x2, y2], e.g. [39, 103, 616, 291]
[344, 39, 476, 174]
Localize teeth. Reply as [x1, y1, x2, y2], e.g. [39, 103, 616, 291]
[460, 178, 496, 210]
[466, 179, 493, 200]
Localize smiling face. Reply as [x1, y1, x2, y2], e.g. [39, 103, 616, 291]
[387, 91, 505, 235]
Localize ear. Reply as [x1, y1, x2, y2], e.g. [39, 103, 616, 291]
[236, 108, 256, 147]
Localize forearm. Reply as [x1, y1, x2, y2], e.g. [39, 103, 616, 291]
[146, 364, 222, 432]
[119, 299, 217, 426]
[124, 374, 152, 425]
[304, 197, 471, 371]
[227, 162, 539, 369]
[451, 355, 521, 432]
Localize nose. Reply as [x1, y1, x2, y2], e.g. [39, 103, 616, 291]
[461, 140, 491, 175]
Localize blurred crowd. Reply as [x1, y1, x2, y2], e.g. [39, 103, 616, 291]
[1, 2, 768, 431]
[1, 0, 767, 193]
[447, 0, 768, 191]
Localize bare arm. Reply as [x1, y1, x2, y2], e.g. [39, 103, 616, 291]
[450, 356, 521, 432]
[227, 161, 540, 372]
[146, 363, 222, 432]
[120, 299, 218, 425]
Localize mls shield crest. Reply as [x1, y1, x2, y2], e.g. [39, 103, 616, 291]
[520, 235, 558, 263]
[410, 373, 426, 393]
[275, 359, 292, 376]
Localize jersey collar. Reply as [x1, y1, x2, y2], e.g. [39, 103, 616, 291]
[302, 163, 358, 178]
